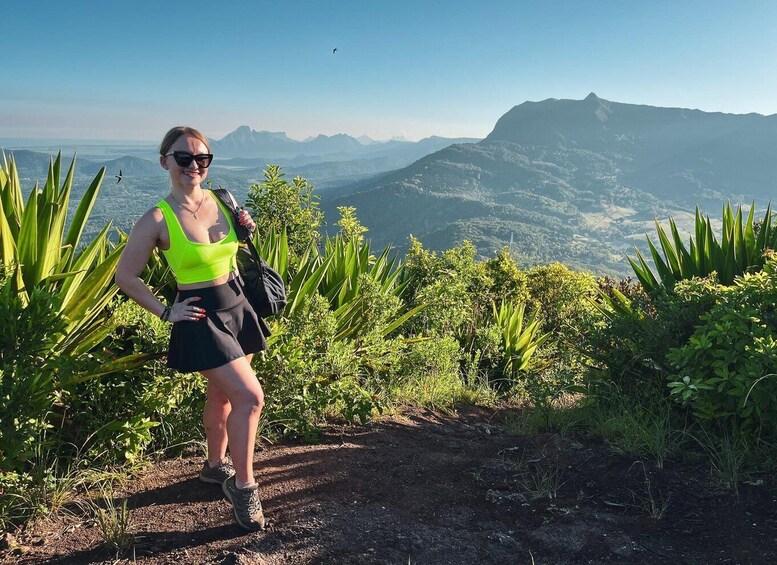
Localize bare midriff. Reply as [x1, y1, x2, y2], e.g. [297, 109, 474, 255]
[175, 270, 239, 291]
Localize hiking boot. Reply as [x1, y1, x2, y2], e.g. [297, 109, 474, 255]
[222, 476, 266, 531]
[199, 459, 235, 484]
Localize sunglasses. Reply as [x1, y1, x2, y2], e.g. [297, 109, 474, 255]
[165, 151, 214, 168]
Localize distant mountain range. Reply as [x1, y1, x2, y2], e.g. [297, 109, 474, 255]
[1, 129, 480, 239]
[6, 97, 777, 275]
[210, 126, 479, 163]
[3, 128, 479, 188]
[321, 94, 777, 273]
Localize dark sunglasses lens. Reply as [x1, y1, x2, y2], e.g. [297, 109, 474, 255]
[172, 152, 195, 167]
[194, 154, 213, 168]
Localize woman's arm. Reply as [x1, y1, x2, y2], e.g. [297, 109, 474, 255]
[115, 208, 168, 317]
[116, 208, 206, 323]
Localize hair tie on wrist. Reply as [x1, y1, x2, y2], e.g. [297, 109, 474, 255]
[161, 305, 172, 322]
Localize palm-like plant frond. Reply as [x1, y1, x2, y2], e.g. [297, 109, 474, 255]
[629, 203, 776, 292]
[493, 300, 550, 376]
[0, 152, 150, 375]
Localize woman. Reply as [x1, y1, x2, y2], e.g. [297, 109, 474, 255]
[115, 126, 268, 531]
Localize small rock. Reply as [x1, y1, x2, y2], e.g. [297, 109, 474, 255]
[0, 533, 15, 550]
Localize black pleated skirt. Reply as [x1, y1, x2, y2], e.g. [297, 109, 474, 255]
[167, 277, 270, 373]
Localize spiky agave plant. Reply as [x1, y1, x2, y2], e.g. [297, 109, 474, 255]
[0, 152, 157, 382]
[493, 300, 550, 377]
[251, 221, 427, 344]
[629, 203, 777, 292]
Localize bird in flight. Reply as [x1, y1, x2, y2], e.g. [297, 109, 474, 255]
[332, 47, 338, 54]
[115, 169, 123, 183]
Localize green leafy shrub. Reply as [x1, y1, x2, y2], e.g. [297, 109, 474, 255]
[482, 247, 529, 305]
[667, 258, 777, 439]
[0, 275, 67, 473]
[525, 263, 598, 381]
[245, 165, 323, 257]
[68, 300, 207, 463]
[469, 323, 504, 381]
[257, 294, 378, 440]
[401, 238, 483, 338]
[385, 336, 467, 409]
[584, 276, 720, 395]
[526, 263, 598, 339]
[400, 240, 569, 403]
[334, 205, 369, 242]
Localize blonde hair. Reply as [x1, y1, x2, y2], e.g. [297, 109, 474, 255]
[159, 126, 210, 155]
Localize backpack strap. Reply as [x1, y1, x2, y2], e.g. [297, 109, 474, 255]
[211, 187, 265, 275]
[212, 186, 239, 214]
[211, 187, 252, 243]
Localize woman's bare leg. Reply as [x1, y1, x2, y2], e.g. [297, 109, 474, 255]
[203, 380, 231, 465]
[201, 356, 263, 484]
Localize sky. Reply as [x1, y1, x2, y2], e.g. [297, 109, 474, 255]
[3, 0, 777, 142]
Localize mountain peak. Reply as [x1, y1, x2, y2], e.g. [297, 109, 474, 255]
[584, 92, 600, 103]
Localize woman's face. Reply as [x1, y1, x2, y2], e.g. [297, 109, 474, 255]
[160, 134, 210, 191]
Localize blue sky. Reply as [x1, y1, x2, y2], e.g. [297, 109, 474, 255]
[3, 0, 776, 141]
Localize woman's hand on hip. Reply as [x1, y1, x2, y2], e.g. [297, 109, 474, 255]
[170, 296, 207, 323]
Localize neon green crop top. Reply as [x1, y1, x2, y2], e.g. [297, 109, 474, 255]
[156, 194, 239, 285]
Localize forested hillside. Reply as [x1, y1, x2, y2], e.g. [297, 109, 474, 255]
[321, 94, 777, 274]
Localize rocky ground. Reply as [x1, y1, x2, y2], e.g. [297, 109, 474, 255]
[4, 406, 776, 564]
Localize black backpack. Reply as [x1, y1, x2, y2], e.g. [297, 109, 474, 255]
[211, 188, 287, 317]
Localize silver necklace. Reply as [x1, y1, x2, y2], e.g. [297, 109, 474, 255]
[171, 191, 205, 219]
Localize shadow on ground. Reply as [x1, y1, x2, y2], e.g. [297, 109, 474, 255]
[9, 406, 777, 564]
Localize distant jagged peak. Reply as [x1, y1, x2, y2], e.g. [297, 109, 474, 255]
[582, 93, 612, 122]
[310, 133, 358, 141]
[218, 126, 291, 142]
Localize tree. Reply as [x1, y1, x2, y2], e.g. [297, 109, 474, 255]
[245, 165, 324, 256]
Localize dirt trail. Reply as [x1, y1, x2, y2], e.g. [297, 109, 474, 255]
[7, 406, 777, 564]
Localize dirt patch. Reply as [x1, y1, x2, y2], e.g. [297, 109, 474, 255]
[6, 406, 777, 564]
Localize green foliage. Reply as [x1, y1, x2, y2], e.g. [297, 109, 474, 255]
[257, 294, 378, 440]
[584, 276, 720, 394]
[278, 219, 423, 343]
[399, 239, 570, 405]
[245, 165, 323, 257]
[385, 336, 470, 409]
[0, 153, 129, 360]
[524, 263, 598, 388]
[0, 275, 65, 473]
[12, 151, 777, 526]
[89, 484, 134, 553]
[69, 300, 207, 463]
[482, 246, 529, 304]
[335, 205, 368, 243]
[667, 258, 777, 438]
[630, 203, 777, 292]
[493, 301, 549, 377]
[317, 234, 400, 312]
[687, 425, 752, 492]
[526, 262, 598, 338]
[0, 231, 199, 526]
[401, 237, 482, 337]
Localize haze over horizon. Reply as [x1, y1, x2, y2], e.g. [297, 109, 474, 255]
[4, 1, 777, 142]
